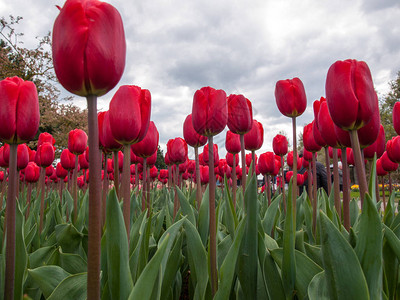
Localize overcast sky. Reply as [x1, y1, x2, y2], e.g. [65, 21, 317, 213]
[1, 0, 400, 160]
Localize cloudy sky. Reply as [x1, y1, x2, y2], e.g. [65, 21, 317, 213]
[1, 0, 400, 160]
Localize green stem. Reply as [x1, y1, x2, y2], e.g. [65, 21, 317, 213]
[122, 144, 131, 238]
[292, 117, 297, 211]
[240, 134, 246, 194]
[341, 147, 350, 230]
[195, 147, 202, 210]
[332, 148, 341, 222]
[349, 130, 367, 207]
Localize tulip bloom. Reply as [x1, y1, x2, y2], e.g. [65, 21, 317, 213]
[109, 85, 151, 145]
[52, 0, 126, 97]
[25, 162, 41, 183]
[226, 152, 239, 167]
[227, 94, 253, 134]
[258, 152, 277, 176]
[393, 102, 400, 136]
[317, 101, 340, 148]
[272, 134, 288, 156]
[38, 132, 56, 147]
[60, 148, 76, 170]
[167, 138, 188, 165]
[0, 77, 40, 144]
[192, 86, 227, 136]
[275, 77, 307, 117]
[303, 122, 322, 153]
[225, 130, 241, 154]
[131, 121, 159, 158]
[68, 129, 88, 155]
[244, 120, 264, 151]
[381, 151, 398, 172]
[56, 162, 69, 179]
[35, 142, 55, 168]
[183, 114, 207, 148]
[363, 124, 385, 160]
[386, 136, 400, 163]
[357, 111, 380, 148]
[17, 144, 29, 171]
[325, 59, 378, 130]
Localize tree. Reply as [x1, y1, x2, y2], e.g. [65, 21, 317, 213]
[155, 145, 167, 169]
[1, 15, 88, 157]
[380, 71, 400, 141]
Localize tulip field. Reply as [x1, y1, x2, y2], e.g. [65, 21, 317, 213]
[2, 0, 400, 299]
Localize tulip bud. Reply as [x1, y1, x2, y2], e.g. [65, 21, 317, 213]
[227, 94, 253, 134]
[68, 129, 88, 155]
[192, 86, 227, 136]
[225, 130, 241, 154]
[131, 121, 159, 158]
[0, 77, 40, 144]
[244, 120, 264, 151]
[183, 114, 207, 148]
[35, 142, 55, 167]
[17, 144, 29, 170]
[258, 152, 276, 176]
[275, 77, 307, 117]
[25, 162, 41, 183]
[109, 85, 151, 145]
[60, 148, 76, 170]
[325, 59, 378, 130]
[272, 134, 288, 156]
[52, 0, 126, 97]
[56, 162, 69, 179]
[167, 138, 188, 165]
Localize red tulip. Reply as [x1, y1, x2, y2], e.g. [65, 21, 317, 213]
[17, 144, 29, 170]
[56, 162, 69, 179]
[225, 130, 241, 154]
[0, 171, 4, 181]
[52, 0, 126, 97]
[38, 132, 55, 147]
[0, 77, 40, 144]
[28, 148, 36, 162]
[45, 166, 55, 177]
[100, 111, 122, 151]
[35, 142, 55, 168]
[109, 85, 151, 145]
[203, 143, 219, 167]
[183, 114, 207, 148]
[317, 101, 339, 147]
[386, 136, 400, 163]
[227, 94, 253, 134]
[303, 122, 322, 152]
[79, 153, 89, 169]
[77, 176, 85, 189]
[275, 77, 307, 117]
[328, 147, 342, 160]
[312, 117, 327, 147]
[150, 166, 158, 179]
[363, 124, 385, 160]
[146, 151, 158, 166]
[68, 129, 88, 155]
[346, 148, 355, 166]
[325, 59, 378, 130]
[258, 152, 276, 176]
[107, 158, 114, 173]
[287, 151, 300, 170]
[381, 151, 398, 172]
[24, 162, 40, 183]
[272, 134, 288, 156]
[159, 169, 168, 179]
[164, 152, 171, 166]
[131, 121, 159, 158]
[246, 153, 258, 167]
[60, 148, 76, 170]
[112, 151, 124, 171]
[200, 165, 209, 184]
[376, 158, 388, 176]
[226, 152, 239, 168]
[244, 120, 264, 151]
[192, 86, 227, 136]
[167, 138, 188, 164]
[187, 160, 196, 174]
[357, 111, 380, 148]
[334, 125, 352, 148]
[393, 102, 400, 136]
[303, 148, 314, 162]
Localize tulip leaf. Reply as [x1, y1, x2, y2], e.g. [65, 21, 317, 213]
[319, 211, 369, 299]
[161, 233, 183, 299]
[176, 186, 196, 225]
[214, 217, 245, 300]
[350, 198, 359, 227]
[184, 218, 209, 300]
[128, 234, 170, 300]
[106, 188, 133, 300]
[281, 178, 296, 299]
[237, 174, 258, 299]
[198, 185, 210, 246]
[262, 194, 281, 235]
[354, 190, 382, 299]
[307, 271, 329, 300]
[54, 223, 83, 254]
[47, 272, 87, 300]
[28, 265, 70, 298]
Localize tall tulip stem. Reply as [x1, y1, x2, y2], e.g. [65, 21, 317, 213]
[142, 158, 147, 212]
[86, 95, 102, 300]
[194, 147, 202, 210]
[240, 134, 246, 193]
[312, 154, 317, 235]
[73, 154, 79, 223]
[4, 143, 17, 300]
[292, 117, 298, 210]
[122, 144, 131, 238]
[324, 147, 332, 194]
[341, 147, 350, 230]
[102, 152, 109, 228]
[349, 130, 367, 207]
[39, 167, 46, 233]
[113, 151, 120, 198]
[332, 148, 341, 222]
[232, 154, 237, 209]
[208, 136, 218, 296]
[281, 155, 286, 212]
